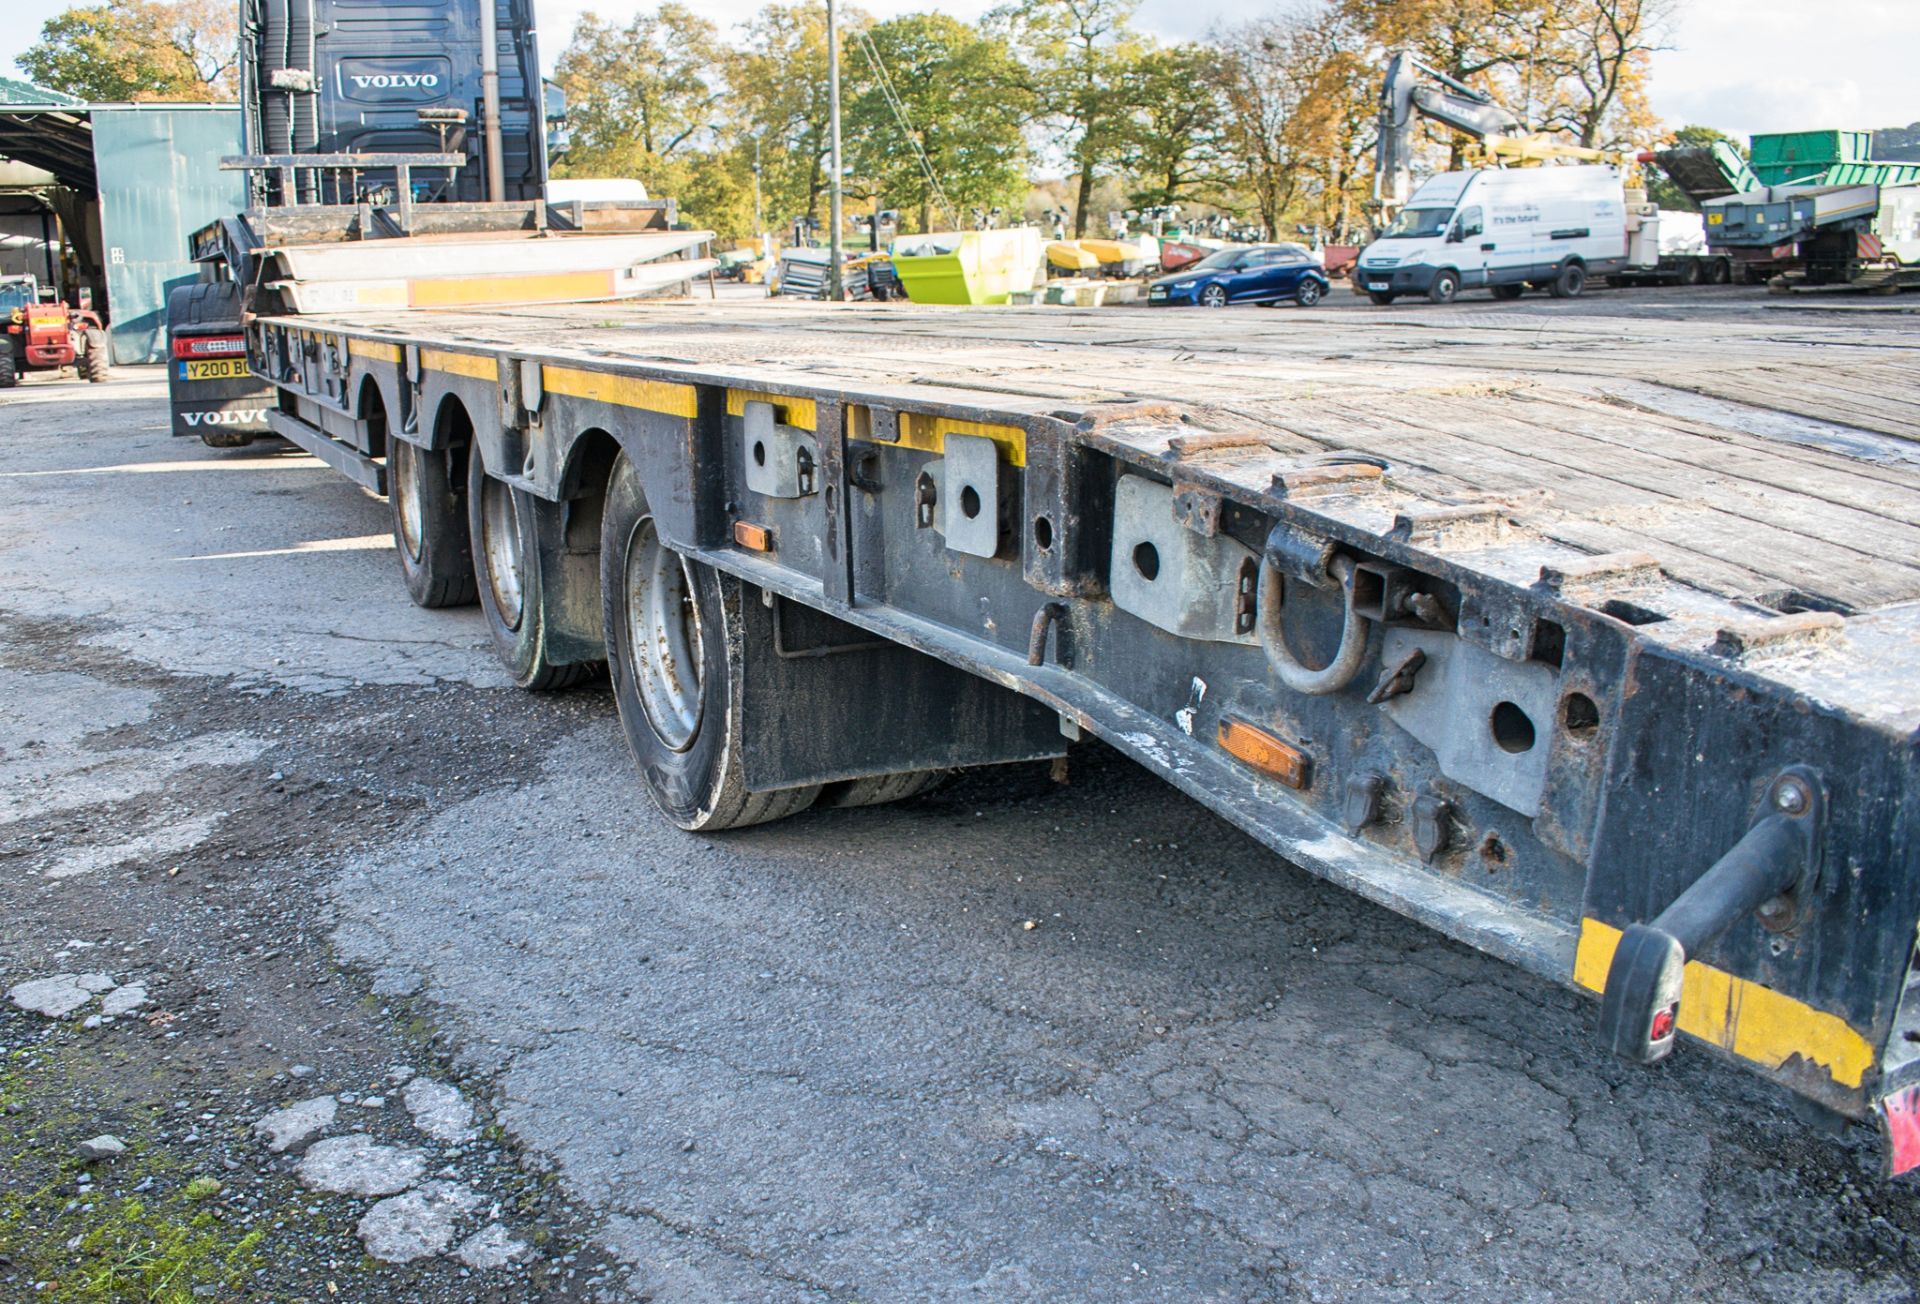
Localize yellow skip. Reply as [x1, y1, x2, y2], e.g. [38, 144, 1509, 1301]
[1573, 917, 1874, 1089]
[858, 412, 1027, 467]
[726, 388, 817, 432]
[545, 367, 697, 419]
[421, 349, 498, 382]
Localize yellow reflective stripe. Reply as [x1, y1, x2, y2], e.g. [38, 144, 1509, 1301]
[544, 366, 697, 419]
[408, 270, 618, 308]
[725, 388, 817, 432]
[421, 350, 498, 381]
[1574, 917, 1874, 1089]
[348, 339, 403, 363]
[866, 412, 1027, 468]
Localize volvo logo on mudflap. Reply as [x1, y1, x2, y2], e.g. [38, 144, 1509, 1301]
[336, 58, 452, 104]
[180, 409, 268, 428]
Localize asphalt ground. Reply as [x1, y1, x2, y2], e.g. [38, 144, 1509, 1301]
[3, 289, 1918, 1302]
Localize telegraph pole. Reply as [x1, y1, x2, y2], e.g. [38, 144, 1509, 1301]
[826, 0, 845, 300]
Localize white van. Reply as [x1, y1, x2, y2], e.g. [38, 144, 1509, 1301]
[1355, 164, 1629, 304]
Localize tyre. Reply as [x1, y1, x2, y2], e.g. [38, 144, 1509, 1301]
[1679, 259, 1705, 287]
[390, 437, 478, 608]
[199, 428, 257, 448]
[1366, 290, 1396, 306]
[0, 347, 15, 388]
[1549, 262, 1587, 298]
[1199, 284, 1228, 308]
[1295, 279, 1323, 307]
[1427, 270, 1459, 305]
[816, 770, 947, 809]
[600, 451, 821, 830]
[467, 447, 595, 691]
[1710, 258, 1732, 285]
[1489, 283, 1524, 301]
[79, 329, 109, 382]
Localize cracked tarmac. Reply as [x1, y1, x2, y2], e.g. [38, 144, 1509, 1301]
[3, 365, 1918, 1301]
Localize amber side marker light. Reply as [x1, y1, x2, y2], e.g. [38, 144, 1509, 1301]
[1217, 718, 1312, 789]
[733, 521, 773, 552]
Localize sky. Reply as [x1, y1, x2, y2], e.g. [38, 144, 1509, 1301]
[3, 0, 1914, 141]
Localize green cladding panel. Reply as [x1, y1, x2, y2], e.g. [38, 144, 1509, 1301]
[90, 108, 244, 365]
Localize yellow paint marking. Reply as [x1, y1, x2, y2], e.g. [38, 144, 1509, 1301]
[545, 367, 697, 419]
[409, 270, 617, 308]
[860, 412, 1028, 468]
[348, 339, 403, 363]
[1574, 917, 1874, 1089]
[726, 389, 817, 432]
[421, 349, 498, 382]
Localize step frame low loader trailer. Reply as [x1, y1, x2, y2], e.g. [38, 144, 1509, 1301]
[212, 262, 1920, 1171]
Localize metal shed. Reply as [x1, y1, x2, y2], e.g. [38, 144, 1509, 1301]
[0, 103, 243, 364]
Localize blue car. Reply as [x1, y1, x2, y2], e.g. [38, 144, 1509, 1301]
[1147, 244, 1330, 308]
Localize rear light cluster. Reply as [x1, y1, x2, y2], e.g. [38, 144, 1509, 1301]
[172, 334, 246, 359]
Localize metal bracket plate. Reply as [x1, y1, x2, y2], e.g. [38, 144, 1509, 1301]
[939, 433, 1002, 558]
[1109, 475, 1257, 644]
[743, 400, 818, 499]
[1379, 626, 1559, 816]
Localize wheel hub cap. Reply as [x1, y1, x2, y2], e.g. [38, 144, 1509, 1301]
[479, 475, 525, 629]
[626, 518, 704, 751]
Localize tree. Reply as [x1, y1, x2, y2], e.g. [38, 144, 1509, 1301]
[989, 0, 1147, 237]
[1534, 0, 1674, 149]
[843, 13, 1029, 232]
[553, 4, 725, 185]
[722, 2, 850, 232]
[1212, 9, 1374, 242]
[1115, 43, 1230, 210]
[21, 0, 234, 102]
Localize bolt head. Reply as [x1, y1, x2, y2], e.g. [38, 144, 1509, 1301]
[1774, 781, 1809, 815]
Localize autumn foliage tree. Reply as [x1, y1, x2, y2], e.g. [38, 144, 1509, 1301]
[22, 0, 235, 102]
[543, 0, 1686, 246]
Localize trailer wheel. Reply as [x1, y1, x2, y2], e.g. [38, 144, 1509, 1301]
[468, 451, 593, 691]
[390, 438, 477, 609]
[816, 770, 947, 809]
[79, 329, 109, 382]
[1710, 258, 1731, 285]
[1549, 262, 1587, 298]
[1679, 259, 1704, 287]
[601, 451, 821, 830]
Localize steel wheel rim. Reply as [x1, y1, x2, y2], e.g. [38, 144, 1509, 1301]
[626, 517, 704, 752]
[479, 474, 525, 629]
[392, 440, 426, 561]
